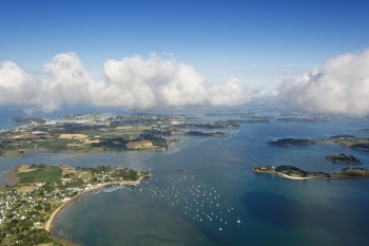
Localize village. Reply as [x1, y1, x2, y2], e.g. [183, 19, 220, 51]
[0, 163, 150, 245]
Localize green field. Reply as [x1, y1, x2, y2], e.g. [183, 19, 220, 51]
[17, 166, 61, 183]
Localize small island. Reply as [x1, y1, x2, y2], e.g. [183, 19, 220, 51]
[326, 153, 362, 164]
[175, 120, 241, 129]
[276, 117, 329, 123]
[323, 135, 369, 151]
[266, 138, 314, 147]
[0, 164, 150, 245]
[252, 165, 369, 180]
[240, 116, 273, 123]
[266, 135, 369, 151]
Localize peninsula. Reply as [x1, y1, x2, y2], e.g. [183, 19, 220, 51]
[0, 113, 231, 158]
[0, 164, 150, 245]
[252, 165, 369, 180]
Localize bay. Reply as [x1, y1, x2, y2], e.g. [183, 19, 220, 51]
[1, 110, 369, 245]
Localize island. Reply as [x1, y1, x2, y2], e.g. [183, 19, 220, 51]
[240, 116, 272, 123]
[0, 113, 236, 158]
[266, 138, 314, 147]
[175, 120, 241, 129]
[326, 153, 362, 164]
[322, 135, 369, 151]
[276, 117, 329, 123]
[0, 164, 150, 245]
[252, 165, 369, 180]
[266, 135, 369, 151]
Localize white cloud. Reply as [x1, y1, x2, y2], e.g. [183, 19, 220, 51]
[0, 53, 254, 112]
[278, 49, 369, 116]
[209, 78, 254, 106]
[0, 61, 40, 106]
[41, 53, 104, 112]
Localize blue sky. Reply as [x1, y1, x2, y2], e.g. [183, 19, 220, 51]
[2, 0, 368, 89]
[1, 0, 369, 114]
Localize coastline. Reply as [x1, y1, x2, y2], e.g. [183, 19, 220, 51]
[0, 141, 179, 160]
[277, 173, 318, 180]
[252, 166, 369, 180]
[45, 177, 144, 233]
[252, 168, 319, 180]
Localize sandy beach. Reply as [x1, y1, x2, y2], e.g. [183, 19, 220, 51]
[277, 173, 318, 180]
[45, 178, 143, 232]
[252, 168, 319, 180]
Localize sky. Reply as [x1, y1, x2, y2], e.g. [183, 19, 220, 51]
[1, 0, 369, 115]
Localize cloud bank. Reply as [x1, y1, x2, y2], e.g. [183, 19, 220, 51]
[278, 49, 369, 116]
[0, 53, 254, 112]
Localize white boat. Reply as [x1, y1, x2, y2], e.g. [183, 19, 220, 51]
[237, 217, 241, 223]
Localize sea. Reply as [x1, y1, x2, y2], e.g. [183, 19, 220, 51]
[1, 105, 369, 246]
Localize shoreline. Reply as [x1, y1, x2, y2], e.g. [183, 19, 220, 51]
[45, 177, 144, 233]
[252, 166, 369, 180]
[277, 173, 318, 180]
[252, 168, 319, 180]
[0, 141, 179, 160]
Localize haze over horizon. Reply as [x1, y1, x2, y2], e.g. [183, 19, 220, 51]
[1, 0, 369, 115]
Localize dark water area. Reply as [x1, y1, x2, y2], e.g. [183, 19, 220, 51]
[1, 107, 369, 245]
[241, 190, 369, 245]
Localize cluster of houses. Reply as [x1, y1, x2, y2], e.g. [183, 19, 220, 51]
[0, 190, 41, 226]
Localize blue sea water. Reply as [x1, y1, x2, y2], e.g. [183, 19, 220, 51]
[1, 108, 369, 245]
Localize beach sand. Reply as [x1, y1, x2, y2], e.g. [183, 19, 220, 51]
[252, 168, 319, 180]
[278, 173, 318, 180]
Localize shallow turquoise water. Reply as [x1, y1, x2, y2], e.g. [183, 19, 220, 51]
[1, 113, 369, 245]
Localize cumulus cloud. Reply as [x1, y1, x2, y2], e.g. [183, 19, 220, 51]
[0, 53, 254, 112]
[278, 49, 369, 116]
[0, 61, 40, 106]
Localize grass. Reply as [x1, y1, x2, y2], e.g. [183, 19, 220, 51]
[0, 123, 175, 160]
[16, 166, 61, 183]
[79, 171, 92, 182]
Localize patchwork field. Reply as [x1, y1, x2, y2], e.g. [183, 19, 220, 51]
[17, 166, 61, 183]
